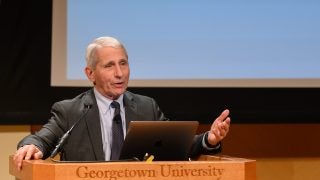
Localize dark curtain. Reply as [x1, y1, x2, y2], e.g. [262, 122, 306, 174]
[0, 0, 319, 124]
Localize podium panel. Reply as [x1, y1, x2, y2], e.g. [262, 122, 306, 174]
[9, 155, 256, 180]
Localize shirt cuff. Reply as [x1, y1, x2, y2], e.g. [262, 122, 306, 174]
[202, 131, 221, 150]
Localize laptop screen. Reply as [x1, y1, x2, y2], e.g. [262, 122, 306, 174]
[119, 121, 199, 161]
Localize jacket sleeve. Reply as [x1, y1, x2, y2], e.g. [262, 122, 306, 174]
[188, 133, 222, 159]
[17, 102, 68, 159]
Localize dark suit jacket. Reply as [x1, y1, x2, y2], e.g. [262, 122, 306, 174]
[18, 89, 220, 160]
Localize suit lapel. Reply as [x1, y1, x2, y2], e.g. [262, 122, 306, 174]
[83, 90, 105, 160]
[124, 92, 137, 132]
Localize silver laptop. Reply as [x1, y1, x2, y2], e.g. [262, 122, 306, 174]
[119, 121, 199, 161]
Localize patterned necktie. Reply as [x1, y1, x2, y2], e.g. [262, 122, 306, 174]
[110, 101, 124, 160]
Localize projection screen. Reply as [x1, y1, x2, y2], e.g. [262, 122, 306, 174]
[51, 0, 320, 87]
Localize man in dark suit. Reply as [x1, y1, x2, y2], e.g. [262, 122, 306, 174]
[14, 36, 231, 170]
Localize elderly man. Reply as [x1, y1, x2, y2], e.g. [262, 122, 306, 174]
[14, 36, 231, 170]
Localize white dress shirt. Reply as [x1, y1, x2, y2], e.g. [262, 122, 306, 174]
[94, 88, 126, 161]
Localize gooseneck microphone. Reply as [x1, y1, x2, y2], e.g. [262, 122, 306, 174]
[50, 104, 92, 158]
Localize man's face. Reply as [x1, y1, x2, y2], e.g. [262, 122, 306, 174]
[86, 46, 130, 100]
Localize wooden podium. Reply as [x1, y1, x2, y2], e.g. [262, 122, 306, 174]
[9, 155, 256, 180]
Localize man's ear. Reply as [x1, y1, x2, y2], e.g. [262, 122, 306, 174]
[85, 67, 95, 83]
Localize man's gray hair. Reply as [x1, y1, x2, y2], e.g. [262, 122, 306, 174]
[86, 36, 128, 69]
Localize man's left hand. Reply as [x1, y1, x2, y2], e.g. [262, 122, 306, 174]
[207, 109, 231, 146]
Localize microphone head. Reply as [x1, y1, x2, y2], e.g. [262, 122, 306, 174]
[84, 103, 92, 109]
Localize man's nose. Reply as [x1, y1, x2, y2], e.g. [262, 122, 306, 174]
[114, 65, 123, 77]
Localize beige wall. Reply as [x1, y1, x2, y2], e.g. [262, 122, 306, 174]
[0, 126, 30, 180]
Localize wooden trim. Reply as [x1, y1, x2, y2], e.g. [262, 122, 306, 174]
[198, 124, 320, 158]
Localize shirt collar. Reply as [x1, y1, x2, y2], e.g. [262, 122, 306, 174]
[93, 88, 124, 113]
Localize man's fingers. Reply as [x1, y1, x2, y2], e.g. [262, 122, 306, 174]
[210, 118, 231, 139]
[14, 147, 27, 171]
[219, 117, 231, 131]
[216, 109, 230, 123]
[25, 147, 36, 160]
[13, 145, 42, 171]
[33, 151, 43, 159]
[207, 110, 231, 146]
[224, 117, 231, 124]
[212, 116, 231, 131]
